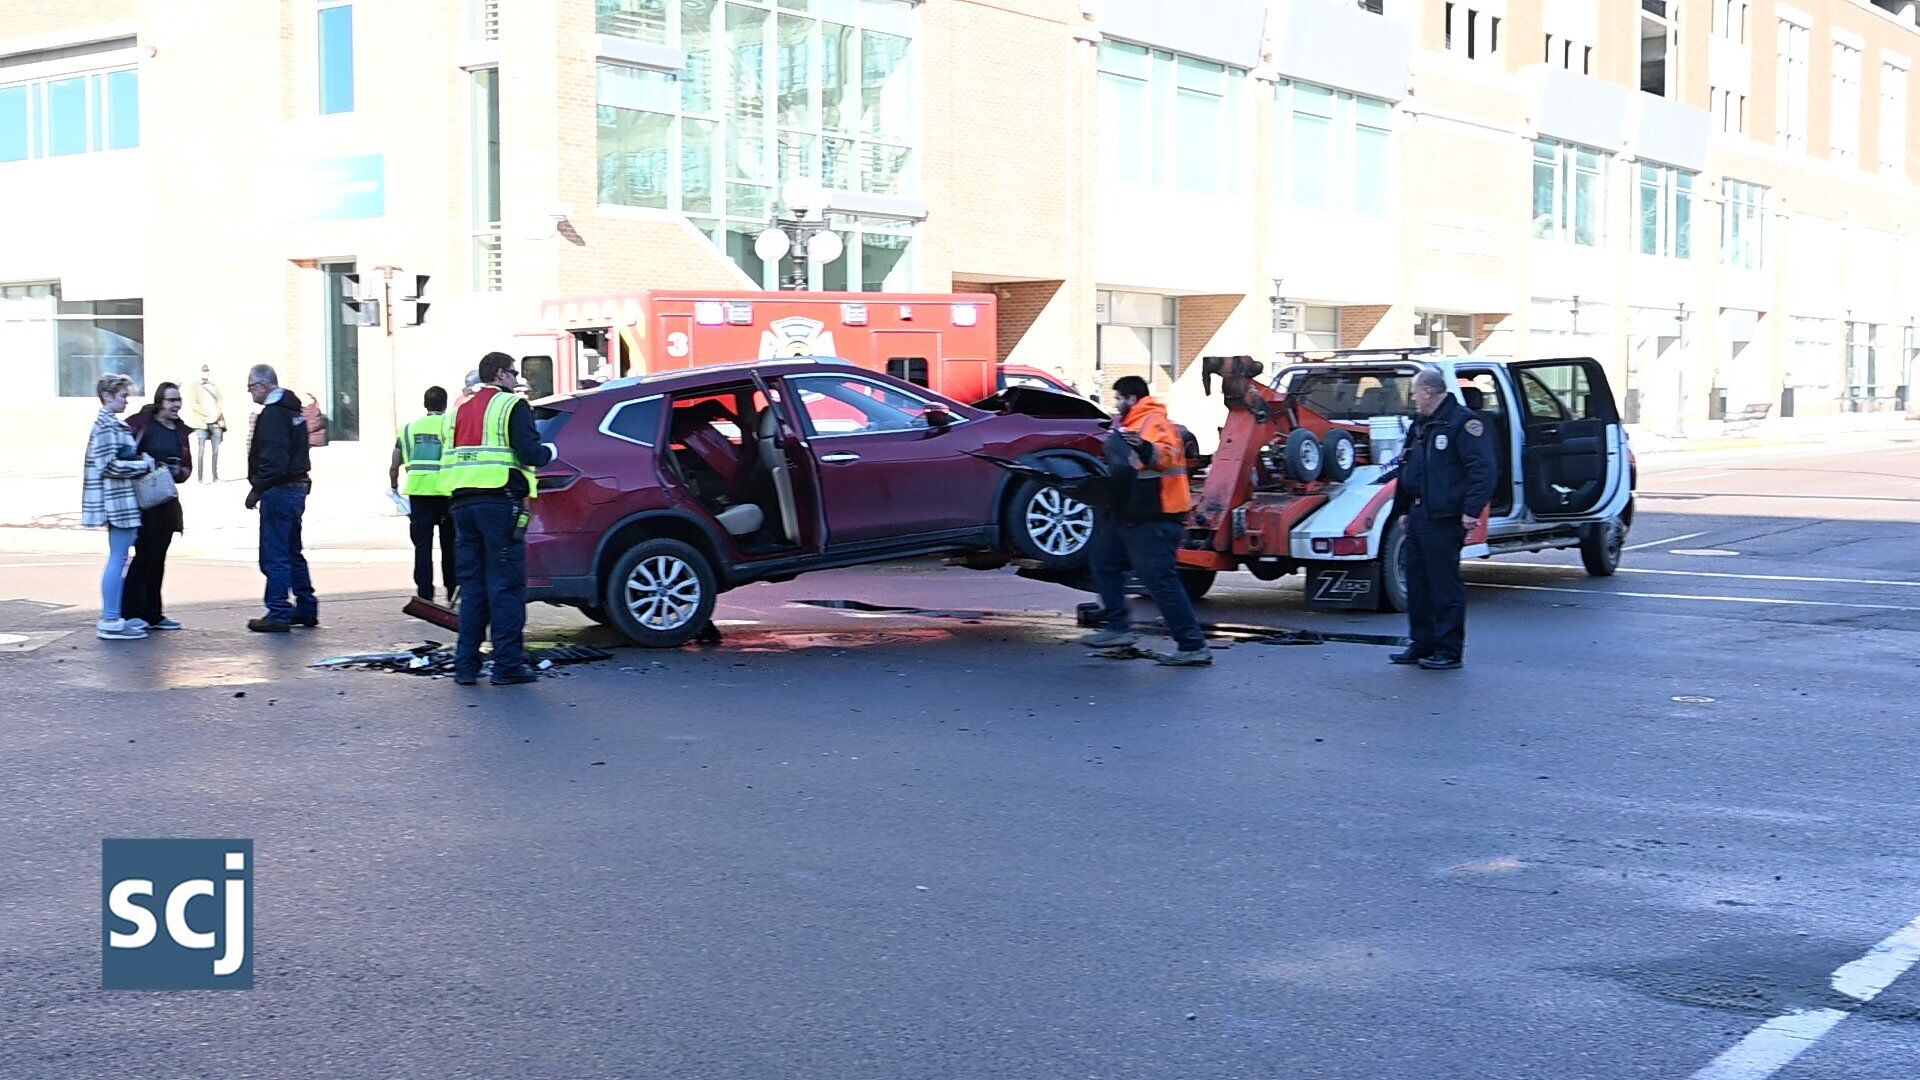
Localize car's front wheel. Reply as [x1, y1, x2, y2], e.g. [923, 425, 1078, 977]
[603, 538, 719, 648]
[1008, 478, 1095, 570]
[1580, 516, 1626, 577]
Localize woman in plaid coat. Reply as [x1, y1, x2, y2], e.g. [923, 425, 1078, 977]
[82, 373, 158, 640]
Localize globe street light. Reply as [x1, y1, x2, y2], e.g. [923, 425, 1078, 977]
[754, 179, 845, 291]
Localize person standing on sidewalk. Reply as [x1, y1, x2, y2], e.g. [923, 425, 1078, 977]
[82, 374, 157, 641]
[443, 352, 553, 686]
[123, 382, 193, 632]
[183, 365, 226, 484]
[390, 385, 457, 603]
[1078, 375, 1211, 667]
[243, 364, 319, 633]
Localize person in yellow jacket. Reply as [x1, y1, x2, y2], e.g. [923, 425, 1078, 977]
[389, 385, 457, 603]
[444, 352, 553, 686]
[1077, 375, 1211, 666]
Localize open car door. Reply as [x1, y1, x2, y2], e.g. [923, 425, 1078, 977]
[1508, 357, 1629, 520]
[748, 370, 826, 549]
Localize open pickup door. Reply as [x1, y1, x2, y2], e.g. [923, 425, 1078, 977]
[1508, 357, 1624, 519]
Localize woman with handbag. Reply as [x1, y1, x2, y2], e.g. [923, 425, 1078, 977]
[82, 373, 158, 640]
[125, 381, 194, 631]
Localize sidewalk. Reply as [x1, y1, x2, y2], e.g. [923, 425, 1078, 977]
[0, 442, 411, 561]
[1627, 413, 1920, 458]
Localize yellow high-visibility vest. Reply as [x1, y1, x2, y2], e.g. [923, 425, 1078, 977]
[398, 412, 452, 496]
[444, 388, 538, 498]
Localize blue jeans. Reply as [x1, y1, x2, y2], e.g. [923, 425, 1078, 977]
[453, 500, 528, 678]
[101, 525, 137, 620]
[258, 486, 317, 623]
[1088, 512, 1206, 652]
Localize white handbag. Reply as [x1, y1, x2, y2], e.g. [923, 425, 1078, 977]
[134, 463, 178, 509]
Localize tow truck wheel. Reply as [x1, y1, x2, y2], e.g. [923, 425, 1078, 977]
[1284, 429, 1323, 483]
[1580, 517, 1626, 577]
[1379, 517, 1410, 613]
[1321, 430, 1357, 482]
[1177, 568, 1217, 600]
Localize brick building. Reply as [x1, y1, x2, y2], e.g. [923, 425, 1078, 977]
[2, 0, 1918, 464]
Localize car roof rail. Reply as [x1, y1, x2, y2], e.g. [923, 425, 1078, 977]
[1280, 346, 1444, 363]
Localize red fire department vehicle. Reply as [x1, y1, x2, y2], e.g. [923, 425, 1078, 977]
[519, 290, 1078, 404]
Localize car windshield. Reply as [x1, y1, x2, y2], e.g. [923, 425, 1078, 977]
[1279, 369, 1417, 420]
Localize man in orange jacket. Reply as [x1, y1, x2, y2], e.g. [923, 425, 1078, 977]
[1078, 375, 1211, 666]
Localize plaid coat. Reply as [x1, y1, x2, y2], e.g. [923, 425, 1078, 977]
[81, 410, 153, 529]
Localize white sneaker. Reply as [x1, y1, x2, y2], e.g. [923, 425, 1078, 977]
[97, 619, 148, 640]
[123, 618, 150, 633]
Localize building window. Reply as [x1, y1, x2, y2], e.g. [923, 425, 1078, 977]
[1713, 0, 1747, 43]
[1885, 64, 1910, 176]
[1721, 178, 1768, 271]
[1846, 322, 1885, 404]
[1532, 138, 1606, 247]
[1446, 3, 1502, 61]
[1543, 35, 1594, 74]
[1786, 316, 1837, 391]
[1276, 80, 1392, 218]
[1096, 291, 1176, 388]
[596, 0, 919, 289]
[471, 68, 502, 292]
[0, 68, 139, 163]
[318, 2, 354, 114]
[1640, 0, 1678, 98]
[1099, 40, 1244, 196]
[0, 283, 145, 397]
[1832, 42, 1861, 165]
[1637, 163, 1693, 259]
[1776, 18, 1808, 151]
[1711, 86, 1746, 134]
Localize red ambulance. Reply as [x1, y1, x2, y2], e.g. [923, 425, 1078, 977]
[518, 291, 1080, 404]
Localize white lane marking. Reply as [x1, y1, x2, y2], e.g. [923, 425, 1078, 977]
[1692, 914, 1920, 1079]
[1485, 563, 1920, 589]
[1830, 914, 1920, 1001]
[1468, 581, 1920, 613]
[1689, 1008, 1849, 1080]
[1623, 531, 1707, 551]
[1671, 548, 1743, 557]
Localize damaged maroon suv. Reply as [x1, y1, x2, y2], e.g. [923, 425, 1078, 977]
[526, 359, 1109, 646]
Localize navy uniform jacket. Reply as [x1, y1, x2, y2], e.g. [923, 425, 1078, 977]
[1399, 394, 1497, 520]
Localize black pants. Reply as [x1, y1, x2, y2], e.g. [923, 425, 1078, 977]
[123, 500, 182, 624]
[453, 499, 528, 679]
[1088, 512, 1207, 651]
[408, 495, 457, 601]
[1405, 513, 1467, 659]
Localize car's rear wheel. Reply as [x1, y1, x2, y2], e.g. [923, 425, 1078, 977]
[1177, 568, 1217, 600]
[1580, 516, 1626, 577]
[1378, 517, 1410, 613]
[603, 538, 718, 648]
[1008, 478, 1095, 570]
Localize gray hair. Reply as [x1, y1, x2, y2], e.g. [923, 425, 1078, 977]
[1413, 367, 1448, 395]
[463, 369, 483, 391]
[95, 373, 134, 402]
[248, 364, 279, 388]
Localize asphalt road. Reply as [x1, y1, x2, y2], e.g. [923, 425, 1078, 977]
[3, 441, 1919, 1078]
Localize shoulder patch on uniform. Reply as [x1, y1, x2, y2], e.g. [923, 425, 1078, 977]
[1464, 418, 1484, 437]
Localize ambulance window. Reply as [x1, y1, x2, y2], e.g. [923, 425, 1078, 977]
[521, 355, 554, 399]
[886, 357, 930, 387]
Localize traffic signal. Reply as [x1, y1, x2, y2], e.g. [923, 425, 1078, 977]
[399, 274, 430, 327]
[340, 273, 379, 327]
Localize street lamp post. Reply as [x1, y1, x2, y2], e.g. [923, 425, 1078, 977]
[754, 179, 845, 291]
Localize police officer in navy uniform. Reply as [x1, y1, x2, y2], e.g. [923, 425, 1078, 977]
[1391, 367, 1496, 671]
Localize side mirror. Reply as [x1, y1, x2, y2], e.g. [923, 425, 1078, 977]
[924, 407, 954, 430]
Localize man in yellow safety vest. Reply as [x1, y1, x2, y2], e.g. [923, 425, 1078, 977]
[389, 385, 457, 603]
[443, 352, 553, 686]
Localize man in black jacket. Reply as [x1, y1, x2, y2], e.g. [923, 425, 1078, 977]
[1392, 367, 1496, 670]
[443, 352, 553, 686]
[244, 364, 319, 632]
